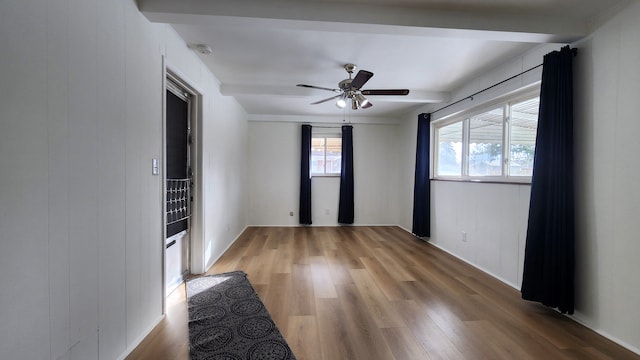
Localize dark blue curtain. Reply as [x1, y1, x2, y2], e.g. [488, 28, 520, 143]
[338, 125, 354, 224]
[299, 124, 312, 225]
[521, 46, 575, 314]
[412, 113, 431, 237]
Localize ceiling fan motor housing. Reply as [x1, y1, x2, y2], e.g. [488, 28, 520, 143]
[340, 63, 357, 93]
[344, 63, 357, 74]
[339, 79, 354, 92]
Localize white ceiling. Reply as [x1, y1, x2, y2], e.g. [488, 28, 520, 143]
[139, 0, 628, 121]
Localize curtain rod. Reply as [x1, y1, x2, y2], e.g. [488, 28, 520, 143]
[431, 47, 577, 115]
[431, 64, 542, 115]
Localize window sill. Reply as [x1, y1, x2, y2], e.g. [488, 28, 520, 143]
[431, 177, 531, 185]
[311, 174, 341, 178]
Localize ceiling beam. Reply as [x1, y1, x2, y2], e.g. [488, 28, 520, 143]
[220, 84, 450, 103]
[248, 114, 401, 124]
[139, 0, 587, 43]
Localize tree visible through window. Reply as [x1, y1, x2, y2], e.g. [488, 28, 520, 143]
[469, 107, 504, 176]
[437, 122, 462, 176]
[311, 135, 342, 175]
[509, 97, 538, 176]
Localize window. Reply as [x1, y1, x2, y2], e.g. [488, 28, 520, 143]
[311, 135, 341, 176]
[434, 90, 539, 182]
[509, 97, 538, 176]
[436, 122, 462, 176]
[469, 107, 504, 177]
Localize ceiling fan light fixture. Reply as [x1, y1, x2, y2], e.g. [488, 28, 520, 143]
[352, 98, 359, 110]
[336, 94, 347, 108]
[355, 93, 369, 107]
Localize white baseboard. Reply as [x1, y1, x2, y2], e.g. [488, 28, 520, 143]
[117, 314, 165, 360]
[203, 225, 249, 273]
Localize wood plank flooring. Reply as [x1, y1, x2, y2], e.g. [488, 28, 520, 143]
[126, 226, 640, 360]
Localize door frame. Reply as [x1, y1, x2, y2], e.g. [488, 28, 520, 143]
[161, 58, 205, 308]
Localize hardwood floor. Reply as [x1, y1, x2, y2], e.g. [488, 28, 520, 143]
[126, 226, 639, 360]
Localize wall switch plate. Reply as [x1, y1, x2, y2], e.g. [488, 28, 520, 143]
[152, 158, 159, 175]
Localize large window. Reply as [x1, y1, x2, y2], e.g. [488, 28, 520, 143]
[311, 135, 341, 176]
[434, 91, 539, 182]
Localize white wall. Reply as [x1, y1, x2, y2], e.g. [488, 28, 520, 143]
[200, 79, 249, 271]
[0, 1, 248, 359]
[248, 121, 400, 226]
[573, 1, 640, 352]
[428, 181, 530, 286]
[395, 113, 418, 231]
[248, 122, 299, 225]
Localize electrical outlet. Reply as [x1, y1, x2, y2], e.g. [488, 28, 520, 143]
[461, 231, 467, 242]
[324, 209, 330, 215]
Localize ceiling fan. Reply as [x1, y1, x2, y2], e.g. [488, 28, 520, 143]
[297, 63, 410, 110]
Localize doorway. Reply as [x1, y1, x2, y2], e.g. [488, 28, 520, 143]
[165, 77, 193, 295]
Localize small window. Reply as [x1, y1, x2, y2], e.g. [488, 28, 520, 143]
[433, 90, 539, 182]
[311, 135, 342, 176]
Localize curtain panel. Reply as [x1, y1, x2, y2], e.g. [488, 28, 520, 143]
[299, 124, 312, 225]
[338, 125, 354, 224]
[412, 113, 431, 237]
[521, 46, 575, 314]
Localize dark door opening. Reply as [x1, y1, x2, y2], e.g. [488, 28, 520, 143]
[165, 79, 192, 294]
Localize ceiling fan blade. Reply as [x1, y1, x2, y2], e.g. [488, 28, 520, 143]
[297, 84, 341, 93]
[361, 101, 373, 109]
[311, 94, 342, 105]
[361, 89, 410, 96]
[350, 70, 374, 90]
